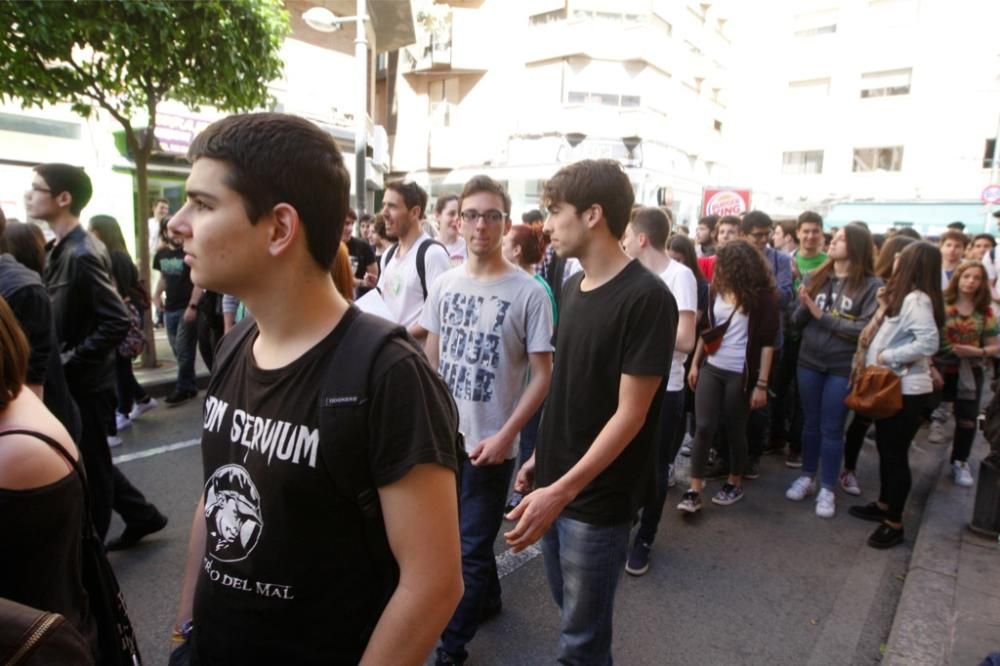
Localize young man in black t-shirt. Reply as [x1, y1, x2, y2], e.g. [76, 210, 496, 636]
[342, 208, 377, 296]
[504, 159, 677, 664]
[170, 113, 462, 665]
[153, 233, 202, 405]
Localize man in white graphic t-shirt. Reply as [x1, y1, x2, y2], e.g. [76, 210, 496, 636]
[620, 206, 697, 576]
[378, 181, 451, 340]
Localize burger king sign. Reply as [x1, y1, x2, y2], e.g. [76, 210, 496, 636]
[702, 188, 751, 217]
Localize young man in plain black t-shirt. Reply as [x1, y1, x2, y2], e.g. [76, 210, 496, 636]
[504, 159, 677, 664]
[169, 113, 462, 665]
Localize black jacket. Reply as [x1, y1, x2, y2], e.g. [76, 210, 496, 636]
[43, 225, 129, 393]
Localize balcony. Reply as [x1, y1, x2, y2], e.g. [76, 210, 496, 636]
[402, 7, 488, 77]
[525, 15, 678, 74]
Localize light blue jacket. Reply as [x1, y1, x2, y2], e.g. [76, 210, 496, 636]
[867, 291, 939, 395]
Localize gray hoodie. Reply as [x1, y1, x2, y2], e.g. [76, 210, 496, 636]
[793, 273, 883, 376]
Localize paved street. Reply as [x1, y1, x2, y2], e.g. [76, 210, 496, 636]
[110, 398, 944, 665]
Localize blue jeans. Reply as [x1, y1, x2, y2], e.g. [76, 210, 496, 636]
[541, 516, 630, 666]
[164, 308, 198, 393]
[636, 389, 685, 545]
[797, 366, 851, 490]
[439, 457, 515, 660]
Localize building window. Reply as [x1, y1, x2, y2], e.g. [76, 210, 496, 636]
[860, 68, 911, 98]
[529, 8, 567, 25]
[566, 91, 641, 108]
[853, 146, 904, 172]
[571, 9, 641, 24]
[428, 78, 459, 127]
[782, 150, 824, 175]
[985, 139, 998, 169]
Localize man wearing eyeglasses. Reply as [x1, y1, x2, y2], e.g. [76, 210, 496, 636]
[378, 181, 451, 339]
[421, 176, 554, 665]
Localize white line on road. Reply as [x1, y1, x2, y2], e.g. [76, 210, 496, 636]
[112, 438, 201, 464]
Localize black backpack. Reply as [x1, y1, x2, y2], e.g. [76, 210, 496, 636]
[382, 238, 447, 300]
[212, 306, 463, 592]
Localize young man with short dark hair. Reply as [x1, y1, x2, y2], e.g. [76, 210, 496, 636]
[939, 229, 969, 289]
[696, 214, 718, 257]
[422, 175, 553, 665]
[30, 163, 166, 549]
[342, 207, 378, 296]
[621, 207, 696, 575]
[170, 113, 463, 664]
[505, 159, 677, 664]
[378, 181, 451, 339]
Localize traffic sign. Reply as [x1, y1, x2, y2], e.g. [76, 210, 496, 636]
[982, 184, 1000, 205]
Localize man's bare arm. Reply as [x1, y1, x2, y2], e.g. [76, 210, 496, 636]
[174, 495, 206, 631]
[423, 332, 440, 371]
[360, 463, 463, 665]
[505, 373, 662, 551]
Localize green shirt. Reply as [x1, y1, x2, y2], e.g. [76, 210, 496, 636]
[794, 251, 827, 291]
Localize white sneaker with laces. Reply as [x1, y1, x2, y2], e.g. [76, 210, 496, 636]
[785, 475, 816, 501]
[129, 397, 158, 420]
[115, 413, 133, 432]
[953, 461, 974, 488]
[816, 488, 836, 518]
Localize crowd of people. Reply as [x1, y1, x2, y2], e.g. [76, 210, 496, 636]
[1, 111, 997, 665]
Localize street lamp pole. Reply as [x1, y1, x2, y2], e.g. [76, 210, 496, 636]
[354, 0, 368, 218]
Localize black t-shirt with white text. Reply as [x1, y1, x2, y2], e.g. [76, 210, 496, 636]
[191, 313, 458, 665]
[536, 259, 677, 526]
[153, 245, 193, 311]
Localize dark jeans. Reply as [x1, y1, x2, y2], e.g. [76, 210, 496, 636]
[196, 301, 224, 372]
[844, 412, 873, 472]
[941, 367, 984, 463]
[770, 335, 803, 453]
[636, 389, 685, 545]
[165, 308, 198, 393]
[541, 516, 630, 666]
[875, 393, 930, 523]
[691, 364, 750, 480]
[440, 457, 515, 660]
[114, 352, 149, 417]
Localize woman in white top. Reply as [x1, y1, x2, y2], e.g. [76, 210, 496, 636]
[848, 241, 944, 549]
[680, 240, 779, 513]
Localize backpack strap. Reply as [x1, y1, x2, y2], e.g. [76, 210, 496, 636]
[415, 239, 447, 300]
[383, 243, 398, 269]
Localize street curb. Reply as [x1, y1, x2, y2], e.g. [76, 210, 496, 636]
[882, 439, 997, 665]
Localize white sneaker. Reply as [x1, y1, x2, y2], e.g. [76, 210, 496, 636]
[816, 488, 836, 518]
[107, 435, 123, 448]
[115, 413, 133, 432]
[786, 476, 816, 501]
[129, 397, 158, 420]
[839, 471, 861, 496]
[953, 461, 974, 488]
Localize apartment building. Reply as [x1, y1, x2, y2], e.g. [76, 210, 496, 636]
[726, 0, 1000, 234]
[384, 0, 736, 225]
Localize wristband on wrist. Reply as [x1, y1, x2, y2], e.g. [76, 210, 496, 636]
[172, 620, 194, 644]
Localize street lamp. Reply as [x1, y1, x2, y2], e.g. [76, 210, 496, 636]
[303, 3, 369, 219]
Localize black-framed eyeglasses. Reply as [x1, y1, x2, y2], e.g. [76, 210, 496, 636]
[460, 209, 505, 224]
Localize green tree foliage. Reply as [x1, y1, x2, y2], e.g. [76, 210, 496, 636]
[0, 0, 288, 365]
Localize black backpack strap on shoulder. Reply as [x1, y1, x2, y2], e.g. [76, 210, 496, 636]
[384, 243, 398, 267]
[416, 239, 447, 300]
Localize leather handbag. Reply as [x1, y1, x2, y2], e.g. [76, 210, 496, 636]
[0, 598, 95, 666]
[702, 294, 737, 356]
[845, 365, 902, 419]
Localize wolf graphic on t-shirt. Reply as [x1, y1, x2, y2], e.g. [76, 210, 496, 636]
[204, 464, 264, 562]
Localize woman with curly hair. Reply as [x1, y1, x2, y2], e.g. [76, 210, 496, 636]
[785, 224, 882, 518]
[679, 240, 780, 512]
[930, 261, 999, 487]
[848, 241, 943, 549]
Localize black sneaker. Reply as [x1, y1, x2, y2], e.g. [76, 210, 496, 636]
[711, 483, 744, 506]
[785, 452, 803, 468]
[165, 389, 198, 406]
[848, 502, 889, 523]
[867, 523, 904, 549]
[105, 511, 168, 551]
[743, 458, 761, 480]
[677, 489, 702, 514]
[704, 457, 729, 481]
[625, 539, 651, 576]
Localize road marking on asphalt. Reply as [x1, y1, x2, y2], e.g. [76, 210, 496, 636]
[112, 438, 201, 464]
[112, 437, 545, 577]
[496, 543, 542, 579]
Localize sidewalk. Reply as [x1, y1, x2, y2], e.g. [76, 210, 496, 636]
[884, 431, 1000, 665]
[132, 328, 211, 396]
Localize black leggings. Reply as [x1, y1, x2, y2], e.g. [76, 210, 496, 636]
[691, 364, 750, 480]
[941, 368, 984, 463]
[875, 393, 930, 523]
[844, 412, 873, 472]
